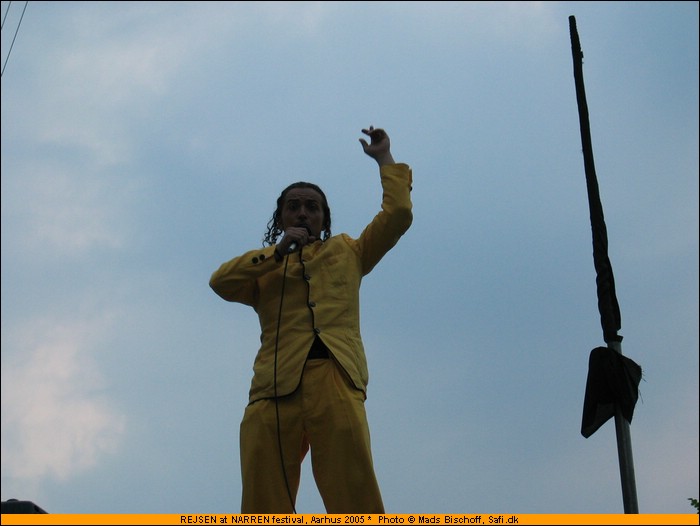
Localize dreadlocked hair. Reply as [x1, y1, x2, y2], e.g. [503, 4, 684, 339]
[263, 182, 332, 246]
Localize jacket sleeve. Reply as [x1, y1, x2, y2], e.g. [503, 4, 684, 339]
[209, 245, 280, 305]
[355, 162, 413, 274]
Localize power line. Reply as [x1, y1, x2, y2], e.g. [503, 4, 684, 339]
[1, 0, 29, 78]
[2, 1, 14, 31]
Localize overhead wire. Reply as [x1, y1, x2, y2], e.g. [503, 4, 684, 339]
[2, 1, 14, 30]
[1, 0, 29, 78]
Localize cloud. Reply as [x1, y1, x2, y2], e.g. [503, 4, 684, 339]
[1, 314, 126, 482]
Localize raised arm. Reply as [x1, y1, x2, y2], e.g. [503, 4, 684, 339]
[359, 126, 395, 167]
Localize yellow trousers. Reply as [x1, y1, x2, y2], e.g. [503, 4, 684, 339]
[239, 357, 385, 513]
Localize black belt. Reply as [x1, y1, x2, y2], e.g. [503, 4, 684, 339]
[307, 337, 330, 359]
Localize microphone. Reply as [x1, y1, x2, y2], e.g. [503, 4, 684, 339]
[287, 225, 311, 254]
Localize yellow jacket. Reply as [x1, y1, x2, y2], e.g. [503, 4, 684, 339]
[210, 163, 413, 404]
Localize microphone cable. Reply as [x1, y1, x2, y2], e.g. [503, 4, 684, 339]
[273, 250, 297, 514]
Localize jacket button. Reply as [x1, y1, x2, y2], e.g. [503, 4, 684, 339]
[308, 301, 316, 308]
[313, 328, 321, 335]
[251, 257, 259, 264]
[304, 274, 311, 281]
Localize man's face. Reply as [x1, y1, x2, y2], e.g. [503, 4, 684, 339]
[280, 188, 326, 238]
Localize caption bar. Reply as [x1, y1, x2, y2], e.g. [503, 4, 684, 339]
[1, 514, 699, 525]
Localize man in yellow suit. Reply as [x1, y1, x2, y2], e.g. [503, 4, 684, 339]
[210, 126, 413, 513]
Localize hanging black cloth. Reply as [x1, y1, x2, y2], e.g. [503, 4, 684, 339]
[581, 346, 642, 438]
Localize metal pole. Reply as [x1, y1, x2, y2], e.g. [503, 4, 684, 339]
[569, 15, 640, 513]
[609, 340, 639, 513]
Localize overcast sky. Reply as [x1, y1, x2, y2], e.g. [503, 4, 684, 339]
[1, 1, 698, 515]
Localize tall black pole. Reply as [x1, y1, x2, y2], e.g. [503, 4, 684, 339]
[568, 15, 639, 514]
